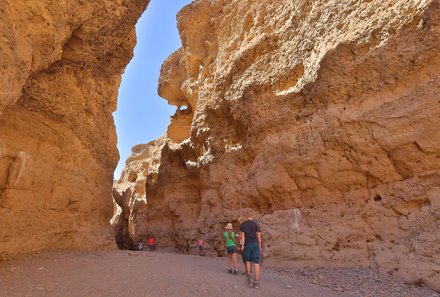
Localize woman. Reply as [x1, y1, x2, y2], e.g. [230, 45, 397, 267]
[224, 223, 238, 274]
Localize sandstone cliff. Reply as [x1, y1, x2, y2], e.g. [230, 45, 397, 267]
[115, 0, 440, 290]
[0, 0, 150, 259]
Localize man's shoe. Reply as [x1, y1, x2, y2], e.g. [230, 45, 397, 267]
[253, 280, 260, 289]
[228, 268, 233, 274]
[247, 275, 253, 287]
[233, 269, 238, 275]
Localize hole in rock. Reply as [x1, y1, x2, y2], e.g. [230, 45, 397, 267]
[176, 103, 192, 115]
[373, 194, 382, 202]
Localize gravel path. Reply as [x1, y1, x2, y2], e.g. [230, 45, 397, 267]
[0, 251, 438, 297]
[277, 267, 440, 297]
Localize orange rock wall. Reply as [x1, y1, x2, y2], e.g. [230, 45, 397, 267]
[115, 0, 440, 290]
[0, 0, 149, 259]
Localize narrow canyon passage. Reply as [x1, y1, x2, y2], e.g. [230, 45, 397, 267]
[1, 0, 440, 295]
[113, 0, 440, 292]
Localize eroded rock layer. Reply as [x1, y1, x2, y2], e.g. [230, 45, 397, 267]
[0, 0, 149, 259]
[115, 0, 440, 290]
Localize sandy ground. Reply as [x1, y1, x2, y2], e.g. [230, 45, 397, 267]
[0, 250, 438, 297]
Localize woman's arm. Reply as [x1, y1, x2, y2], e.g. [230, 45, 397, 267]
[234, 232, 240, 246]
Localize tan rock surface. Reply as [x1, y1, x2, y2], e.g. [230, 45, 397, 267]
[112, 135, 169, 249]
[116, 0, 440, 290]
[0, 0, 150, 259]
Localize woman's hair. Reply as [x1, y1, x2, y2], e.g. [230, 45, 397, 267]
[227, 229, 233, 240]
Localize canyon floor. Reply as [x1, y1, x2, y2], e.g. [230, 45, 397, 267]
[0, 250, 438, 297]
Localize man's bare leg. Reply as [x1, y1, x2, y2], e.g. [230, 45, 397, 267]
[245, 261, 253, 287]
[245, 261, 251, 275]
[254, 263, 260, 281]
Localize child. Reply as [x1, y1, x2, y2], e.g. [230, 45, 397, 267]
[224, 223, 238, 274]
[198, 237, 205, 256]
[147, 235, 156, 251]
[235, 232, 249, 274]
[137, 240, 144, 251]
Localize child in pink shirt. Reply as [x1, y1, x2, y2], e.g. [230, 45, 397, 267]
[198, 238, 205, 256]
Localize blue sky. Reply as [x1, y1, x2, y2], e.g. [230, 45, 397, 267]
[113, 0, 192, 179]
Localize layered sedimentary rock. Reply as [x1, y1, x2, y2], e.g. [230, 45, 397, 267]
[0, 0, 149, 259]
[115, 0, 440, 290]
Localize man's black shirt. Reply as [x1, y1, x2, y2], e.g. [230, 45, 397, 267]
[239, 220, 260, 244]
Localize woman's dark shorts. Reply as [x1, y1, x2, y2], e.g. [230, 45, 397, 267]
[227, 246, 237, 254]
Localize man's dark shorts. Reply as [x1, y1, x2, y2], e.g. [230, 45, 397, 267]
[227, 246, 237, 254]
[243, 242, 260, 264]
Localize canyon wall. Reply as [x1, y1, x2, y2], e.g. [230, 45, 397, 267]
[114, 0, 440, 290]
[0, 0, 149, 259]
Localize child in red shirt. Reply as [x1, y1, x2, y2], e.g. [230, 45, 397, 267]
[147, 236, 156, 251]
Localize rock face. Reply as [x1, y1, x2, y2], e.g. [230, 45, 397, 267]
[112, 136, 168, 249]
[116, 0, 440, 290]
[0, 0, 150, 259]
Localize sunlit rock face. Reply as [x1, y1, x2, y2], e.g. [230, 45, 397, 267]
[115, 0, 440, 290]
[0, 0, 150, 259]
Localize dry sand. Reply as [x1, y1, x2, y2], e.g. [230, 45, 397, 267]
[0, 250, 438, 297]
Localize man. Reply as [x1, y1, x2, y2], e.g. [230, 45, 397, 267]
[239, 212, 262, 289]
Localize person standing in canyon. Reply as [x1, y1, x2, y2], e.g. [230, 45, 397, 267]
[147, 235, 156, 251]
[198, 237, 205, 256]
[239, 212, 262, 289]
[137, 240, 144, 251]
[224, 223, 239, 274]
